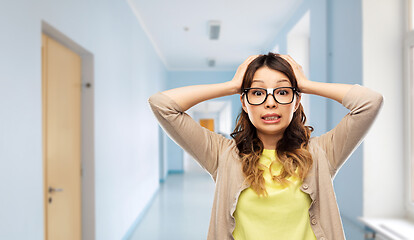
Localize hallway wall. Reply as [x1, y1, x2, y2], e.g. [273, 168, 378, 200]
[0, 0, 166, 239]
[326, 1, 365, 239]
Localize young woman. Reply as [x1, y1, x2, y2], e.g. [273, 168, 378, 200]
[148, 53, 383, 240]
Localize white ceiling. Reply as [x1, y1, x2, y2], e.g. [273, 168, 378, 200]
[128, 0, 303, 71]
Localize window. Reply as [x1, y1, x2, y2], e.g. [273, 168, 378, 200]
[410, 47, 414, 203]
[405, 0, 414, 217]
[410, 0, 414, 30]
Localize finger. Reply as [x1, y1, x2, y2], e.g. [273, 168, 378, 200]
[279, 54, 292, 62]
[279, 55, 294, 65]
[287, 55, 301, 67]
[282, 55, 301, 68]
[243, 55, 259, 65]
[248, 55, 259, 61]
[284, 55, 296, 64]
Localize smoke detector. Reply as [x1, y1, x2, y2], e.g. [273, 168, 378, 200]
[207, 58, 216, 67]
[208, 20, 221, 40]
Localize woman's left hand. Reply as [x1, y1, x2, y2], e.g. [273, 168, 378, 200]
[279, 55, 311, 93]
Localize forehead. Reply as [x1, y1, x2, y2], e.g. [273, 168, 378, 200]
[251, 67, 291, 86]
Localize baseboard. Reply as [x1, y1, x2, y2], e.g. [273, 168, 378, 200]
[121, 187, 160, 240]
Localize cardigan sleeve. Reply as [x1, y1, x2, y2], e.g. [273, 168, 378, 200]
[148, 92, 234, 179]
[313, 84, 383, 177]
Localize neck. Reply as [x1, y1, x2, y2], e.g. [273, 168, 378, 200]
[257, 131, 282, 150]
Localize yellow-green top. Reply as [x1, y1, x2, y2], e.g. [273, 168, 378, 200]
[232, 149, 317, 240]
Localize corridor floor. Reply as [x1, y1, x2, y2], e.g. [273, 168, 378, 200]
[128, 171, 363, 240]
[129, 171, 215, 240]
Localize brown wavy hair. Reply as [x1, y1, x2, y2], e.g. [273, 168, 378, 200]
[231, 52, 313, 196]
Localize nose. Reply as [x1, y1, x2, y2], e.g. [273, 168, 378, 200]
[264, 93, 278, 109]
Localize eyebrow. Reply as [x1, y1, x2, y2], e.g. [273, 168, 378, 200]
[252, 79, 290, 83]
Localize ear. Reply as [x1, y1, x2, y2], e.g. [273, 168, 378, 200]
[294, 93, 301, 112]
[240, 94, 248, 113]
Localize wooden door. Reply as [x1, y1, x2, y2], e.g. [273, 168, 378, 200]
[42, 34, 82, 240]
[199, 119, 215, 132]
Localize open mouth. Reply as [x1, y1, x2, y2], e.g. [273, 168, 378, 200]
[262, 116, 280, 120]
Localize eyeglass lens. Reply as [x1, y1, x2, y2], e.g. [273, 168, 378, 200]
[246, 88, 294, 105]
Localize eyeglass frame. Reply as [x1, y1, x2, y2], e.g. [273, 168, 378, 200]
[242, 87, 299, 105]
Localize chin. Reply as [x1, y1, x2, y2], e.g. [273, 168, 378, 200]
[257, 126, 287, 136]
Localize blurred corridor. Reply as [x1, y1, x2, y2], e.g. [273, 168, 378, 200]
[0, 0, 412, 239]
[129, 172, 215, 240]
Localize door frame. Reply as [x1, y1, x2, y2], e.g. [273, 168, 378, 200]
[42, 21, 96, 240]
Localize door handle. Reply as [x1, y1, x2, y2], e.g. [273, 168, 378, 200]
[48, 187, 64, 193]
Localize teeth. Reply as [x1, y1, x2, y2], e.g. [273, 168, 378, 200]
[264, 116, 280, 120]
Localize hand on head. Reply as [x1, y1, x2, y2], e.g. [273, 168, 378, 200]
[230, 55, 260, 94]
[230, 54, 311, 94]
[278, 54, 311, 92]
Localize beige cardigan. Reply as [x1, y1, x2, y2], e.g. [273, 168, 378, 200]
[148, 84, 383, 240]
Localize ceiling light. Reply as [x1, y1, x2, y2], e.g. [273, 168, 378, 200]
[208, 20, 221, 40]
[207, 58, 216, 67]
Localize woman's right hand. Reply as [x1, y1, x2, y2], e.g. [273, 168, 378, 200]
[229, 55, 259, 94]
[161, 55, 259, 112]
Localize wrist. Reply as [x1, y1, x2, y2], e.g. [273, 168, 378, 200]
[224, 81, 241, 95]
[298, 79, 313, 94]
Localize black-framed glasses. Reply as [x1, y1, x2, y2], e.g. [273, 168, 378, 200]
[242, 87, 297, 105]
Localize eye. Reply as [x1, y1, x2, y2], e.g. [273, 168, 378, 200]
[276, 89, 289, 95]
[252, 90, 264, 96]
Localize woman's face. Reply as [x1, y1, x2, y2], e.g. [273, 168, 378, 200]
[241, 66, 301, 142]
